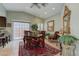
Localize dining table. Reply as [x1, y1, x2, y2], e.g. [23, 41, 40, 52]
[0, 33, 10, 48]
[23, 31, 45, 49]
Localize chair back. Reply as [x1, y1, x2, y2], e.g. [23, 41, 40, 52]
[24, 31, 32, 36]
[39, 31, 45, 39]
[23, 31, 32, 41]
[53, 31, 60, 40]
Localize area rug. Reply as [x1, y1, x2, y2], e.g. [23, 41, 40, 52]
[18, 42, 60, 56]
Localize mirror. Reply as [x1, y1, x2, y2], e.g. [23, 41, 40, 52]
[63, 6, 71, 35]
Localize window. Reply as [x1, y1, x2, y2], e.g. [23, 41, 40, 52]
[37, 23, 44, 31]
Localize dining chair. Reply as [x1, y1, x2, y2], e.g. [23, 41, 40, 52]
[39, 31, 45, 48]
[0, 39, 2, 46]
[23, 31, 32, 49]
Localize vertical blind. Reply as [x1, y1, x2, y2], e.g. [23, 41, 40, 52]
[37, 23, 44, 31]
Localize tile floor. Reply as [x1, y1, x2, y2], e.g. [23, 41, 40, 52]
[0, 39, 60, 56]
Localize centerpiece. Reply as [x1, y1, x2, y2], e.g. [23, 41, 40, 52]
[31, 24, 38, 37]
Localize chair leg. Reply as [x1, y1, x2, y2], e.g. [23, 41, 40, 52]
[6, 37, 8, 44]
[60, 43, 62, 55]
[2, 38, 6, 48]
[0, 43, 1, 46]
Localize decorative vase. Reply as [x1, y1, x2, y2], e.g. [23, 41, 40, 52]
[62, 43, 76, 56]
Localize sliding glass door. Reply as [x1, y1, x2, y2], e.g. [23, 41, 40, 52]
[13, 22, 30, 39]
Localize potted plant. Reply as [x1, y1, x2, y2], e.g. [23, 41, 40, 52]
[31, 24, 38, 31]
[45, 32, 50, 39]
[58, 35, 78, 45]
[31, 24, 38, 36]
[58, 35, 78, 56]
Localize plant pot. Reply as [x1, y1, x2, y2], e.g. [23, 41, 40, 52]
[45, 36, 48, 39]
[62, 43, 76, 56]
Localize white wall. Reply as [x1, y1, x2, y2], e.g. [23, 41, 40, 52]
[7, 11, 44, 23]
[60, 4, 65, 29]
[44, 13, 61, 33]
[0, 4, 6, 17]
[6, 11, 34, 37]
[7, 11, 35, 23]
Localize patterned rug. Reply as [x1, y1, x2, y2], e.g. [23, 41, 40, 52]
[19, 42, 60, 56]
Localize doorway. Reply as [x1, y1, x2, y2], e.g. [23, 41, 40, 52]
[13, 21, 30, 39]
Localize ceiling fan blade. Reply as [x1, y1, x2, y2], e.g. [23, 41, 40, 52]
[36, 4, 40, 8]
[31, 4, 34, 8]
[41, 3, 48, 7]
[31, 3, 48, 8]
[31, 3, 40, 8]
[41, 4, 46, 7]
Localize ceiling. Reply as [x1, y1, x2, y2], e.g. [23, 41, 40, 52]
[3, 3, 64, 19]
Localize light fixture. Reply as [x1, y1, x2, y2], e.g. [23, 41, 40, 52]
[31, 3, 48, 8]
[52, 8, 55, 10]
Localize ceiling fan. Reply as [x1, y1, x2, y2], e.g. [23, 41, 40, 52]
[30, 3, 48, 8]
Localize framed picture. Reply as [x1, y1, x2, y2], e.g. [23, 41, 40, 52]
[47, 20, 54, 32]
